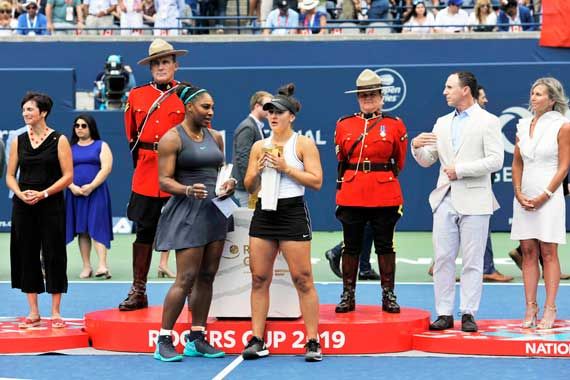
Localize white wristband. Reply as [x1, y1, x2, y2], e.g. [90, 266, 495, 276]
[544, 188, 553, 198]
[44, 191, 49, 199]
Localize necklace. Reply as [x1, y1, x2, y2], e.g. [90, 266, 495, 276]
[28, 126, 50, 146]
[187, 127, 203, 140]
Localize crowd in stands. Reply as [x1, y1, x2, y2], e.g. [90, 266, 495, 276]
[0, 0, 541, 35]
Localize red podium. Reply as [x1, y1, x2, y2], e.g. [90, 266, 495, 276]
[413, 319, 570, 357]
[0, 317, 89, 354]
[85, 305, 430, 354]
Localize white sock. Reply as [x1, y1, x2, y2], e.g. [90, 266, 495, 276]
[159, 329, 172, 336]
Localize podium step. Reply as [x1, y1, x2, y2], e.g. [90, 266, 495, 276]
[85, 305, 430, 354]
[0, 317, 89, 354]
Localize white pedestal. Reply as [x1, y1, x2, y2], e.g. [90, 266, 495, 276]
[209, 208, 301, 318]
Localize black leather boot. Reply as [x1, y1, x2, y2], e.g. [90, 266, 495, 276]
[119, 243, 152, 311]
[335, 254, 359, 313]
[379, 253, 400, 313]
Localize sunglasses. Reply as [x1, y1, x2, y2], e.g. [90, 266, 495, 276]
[74, 123, 88, 129]
[27, 5, 38, 9]
[480, 3, 490, 7]
[0, 9, 10, 13]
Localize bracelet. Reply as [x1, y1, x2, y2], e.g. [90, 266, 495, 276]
[544, 188, 553, 198]
[185, 185, 192, 197]
[44, 191, 49, 199]
[515, 186, 521, 191]
[228, 178, 238, 186]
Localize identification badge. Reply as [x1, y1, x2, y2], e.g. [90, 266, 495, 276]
[65, 5, 74, 21]
[380, 125, 386, 138]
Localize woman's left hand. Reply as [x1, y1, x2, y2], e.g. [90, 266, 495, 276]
[80, 184, 94, 196]
[528, 193, 549, 211]
[220, 179, 236, 198]
[264, 152, 289, 173]
[23, 190, 44, 205]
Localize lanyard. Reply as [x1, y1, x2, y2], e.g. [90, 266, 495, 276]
[277, 13, 289, 27]
[26, 14, 37, 29]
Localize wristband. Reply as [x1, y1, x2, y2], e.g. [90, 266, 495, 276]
[229, 178, 238, 186]
[185, 186, 192, 197]
[44, 191, 49, 199]
[544, 188, 553, 198]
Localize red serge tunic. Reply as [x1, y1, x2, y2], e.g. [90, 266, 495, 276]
[335, 113, 408, 207]
[124, 81, 185, 197]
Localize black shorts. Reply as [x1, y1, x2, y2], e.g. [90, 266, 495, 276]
[127, 192, 169, 226]
[249, 196, 312, 241]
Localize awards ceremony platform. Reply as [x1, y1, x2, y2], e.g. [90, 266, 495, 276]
[0, 317, 89, 353]
[4, 308, 570, 357]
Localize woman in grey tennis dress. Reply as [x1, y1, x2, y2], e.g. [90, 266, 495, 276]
[153, 84, 236, 362]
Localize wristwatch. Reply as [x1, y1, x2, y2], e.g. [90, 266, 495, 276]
[44, 191, 49, 199]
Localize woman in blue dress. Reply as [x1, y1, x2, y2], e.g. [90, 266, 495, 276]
[65, 114, 114, 279]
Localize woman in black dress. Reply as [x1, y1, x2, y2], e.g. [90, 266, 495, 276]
[6, 92, 73, 329]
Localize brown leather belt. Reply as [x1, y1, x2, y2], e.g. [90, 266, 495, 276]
[138, 142, 159, 151]
[346, 161, 394, 173]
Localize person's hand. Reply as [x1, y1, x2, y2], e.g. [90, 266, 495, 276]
[263, 152, 288, 173]
[412, 132, 437, 149]
[80, 184, 94, 196]
[219, 179, 236, 198]
[69, 184, 84, 196]
[23, 190, 43, 205]
[443, 166, 457, 181]
[17, 190, 35, 205]
[529, 193, 549, 211]
[515, 191, 536, 211]
[47, 21, 54, 34]
[256, 154, 267, 174]
[192, 183, 208, 200]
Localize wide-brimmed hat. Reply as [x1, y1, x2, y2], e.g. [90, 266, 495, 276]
[24, 0, 38, 8]
[298, 0, 319, 10]
[344, 69, 383, 94]
[137, 39, 188, 65]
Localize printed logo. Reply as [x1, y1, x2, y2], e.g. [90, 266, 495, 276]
[222, 239, 240, 259]
[374, 68, 407, 112]
[498, 106, 532, 155]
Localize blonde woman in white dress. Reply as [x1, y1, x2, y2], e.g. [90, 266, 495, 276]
[511, 77, 570, 330]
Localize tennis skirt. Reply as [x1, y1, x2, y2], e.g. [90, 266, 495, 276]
[249, 196, 312, 241]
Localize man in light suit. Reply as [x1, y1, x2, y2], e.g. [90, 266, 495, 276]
[411, 72, 504, 332]
[231, 90, 272, 207]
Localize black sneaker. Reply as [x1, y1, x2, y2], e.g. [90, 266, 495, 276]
[304, 339, 322, 362]
[242, 336, 269, 360]
[153, 335, 183, 362]
[183, 332, 225, 358]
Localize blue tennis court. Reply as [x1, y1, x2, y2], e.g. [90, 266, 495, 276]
[2, 282, 570, 380]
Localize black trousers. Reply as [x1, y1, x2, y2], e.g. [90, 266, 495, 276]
[336, 205, 402, 257]
[11, 194, 68, 294]
[127, 192, 169, 245]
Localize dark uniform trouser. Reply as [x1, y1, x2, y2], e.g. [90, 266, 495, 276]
[119, 192, 169, 310]
[334, 205, 402, 313]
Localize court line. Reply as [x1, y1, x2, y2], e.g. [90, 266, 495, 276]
[212, 355, 243, 380]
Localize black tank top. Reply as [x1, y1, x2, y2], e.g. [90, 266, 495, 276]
[17, 131, 63, 191]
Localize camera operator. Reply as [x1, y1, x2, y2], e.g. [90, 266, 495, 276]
[94, 55, 136, 110]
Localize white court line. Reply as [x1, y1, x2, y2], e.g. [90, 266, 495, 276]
[212, 355, 244, 380]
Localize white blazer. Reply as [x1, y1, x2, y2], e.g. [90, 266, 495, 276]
[412, 104, 504, 215]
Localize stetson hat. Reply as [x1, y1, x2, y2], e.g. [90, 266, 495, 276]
[298, 0, 319, 10]
[344, 69, 383, 94]
[137, 39, 188, 65]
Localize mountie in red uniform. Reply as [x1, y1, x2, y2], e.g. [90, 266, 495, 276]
[125, 80, 185, 197]
[335, 112, 408, 207]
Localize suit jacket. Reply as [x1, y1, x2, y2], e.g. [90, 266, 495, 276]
[412, 104, 504, 215]
[498, 5, 536, 31]
[231, 115, 264, 190]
